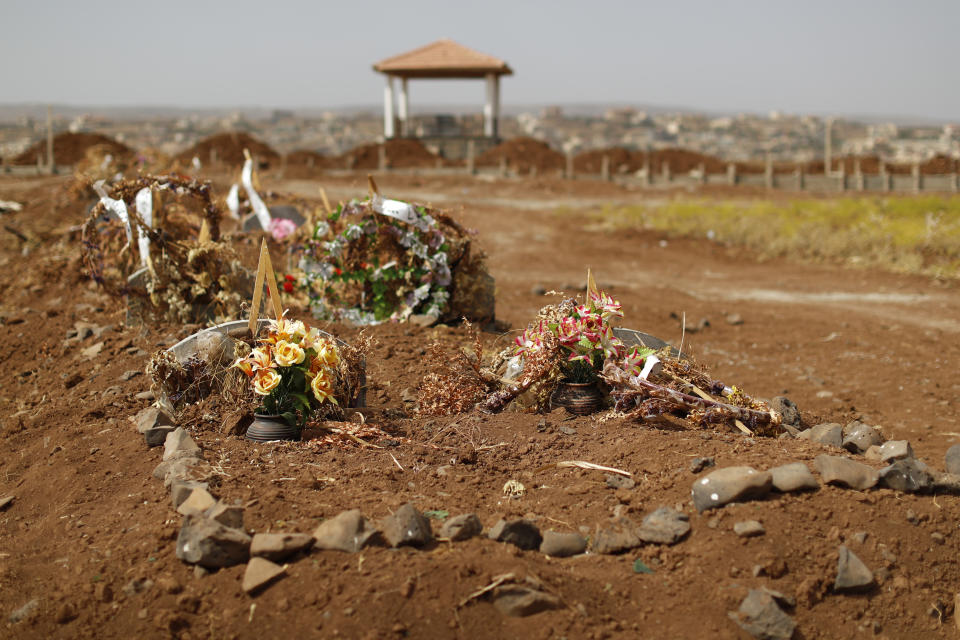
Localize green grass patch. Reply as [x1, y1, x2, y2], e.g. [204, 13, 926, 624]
[594, 196, 960, 278]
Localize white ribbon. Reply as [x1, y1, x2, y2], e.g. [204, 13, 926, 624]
[370, 193, 418, 225]
[639, 354, 662, 380]
[241, 158, 271, 230]
[134, 187, 152, 267]
[92, 180, 132, 245]
[225, 183, 240, 220]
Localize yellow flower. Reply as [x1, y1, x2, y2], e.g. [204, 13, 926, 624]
[315, 340, 340, 367]
[288, 319, 307, 340]
[301, 327, 322, 350]
[231, 357, 254, 377]
[274, 340, 305, 367]
[252, 369, 281, 395]
[249, 347, 274, 371]
[310, 371, 337, 404]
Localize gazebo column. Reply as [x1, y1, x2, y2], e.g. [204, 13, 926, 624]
[383, 75, 396, 138]
[398, 77, 410, 137]
[483, 73, 498, 138]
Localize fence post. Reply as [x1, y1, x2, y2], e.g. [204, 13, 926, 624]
[662, 160, 671, 183]
[466, 140, 475, 175]
[838, 165, 846, 192]
[378, 144, 387, 171]
[565, 150, 574, 180]
[280, 153, 287, 179]
[46, 105, 55, 175]
[727, 163, 737, 186]
[912, 163, 921, 193]
[796, 167, 805, 191]
[600, 154, 610, 182]
[854, 158, 864, 191]
[764, 154, 773, 189]
[879, 162, 890, 192]
[698, 162, 706, 185]
[642, 152, 651, 187]
[952, 172, 959, 193]
[499, 155, 507, 178]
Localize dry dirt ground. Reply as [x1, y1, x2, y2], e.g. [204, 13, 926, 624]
[0, 172, 958, 640]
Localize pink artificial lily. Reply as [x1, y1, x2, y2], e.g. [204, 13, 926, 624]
[589, 290, 624, 319]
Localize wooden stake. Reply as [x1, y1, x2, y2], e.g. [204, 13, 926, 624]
[248, 239, 284, 337]
[319, 187, 332, 215]
[586, 268, 598, 298]
[367, 174, 380, 200]
[198, 219, 211, 244]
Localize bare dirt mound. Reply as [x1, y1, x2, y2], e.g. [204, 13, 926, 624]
[175, 132, 279, 167]
[284, 149, 337, 169]
[341, 139, 441, 170]
[573, 147, 642, 174]
[10, 132, 132, 166]
[476, 137, 565, 173]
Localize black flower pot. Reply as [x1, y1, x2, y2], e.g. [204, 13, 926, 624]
[245, 414, 300, 442]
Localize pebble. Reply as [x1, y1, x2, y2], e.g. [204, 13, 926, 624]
[176, 487, 217, 516]
[592, 517, 642, 554]
[558, 425, 577, 436]
[835, 545, 874, 592]
[530, 285, 547, 296]
[439, 513, 482, 541]
[689, 457, 715, 474]
[176, 514, 251, 568]
[380, 503, 434, 548]
[122, 577, 154, 596]
[488, 519, 542, 550]
[814, 455, 879, 490]
[691, 466, 772, 512]
[797, 423, 843, 447]
[841, 422, 884, 454]
[769, 396, 800, 428]
[120, 369, 142, 381]
[878, 458, 933, 493]
[945, 444, 960, 476]
[931, 532, 945, 545]
[135, 390, 156, 401]
[311, 509, 381, 553]
[769, 462, 819, 492]
[242, 557, 286, 595]
[163, 428, 201, 461]
[539, 531, 587, 557]
[492, 582, 562, 617]
[250, 532, 315, 561]
[54, 602, 78, 624]
[170, 480, 209, 509]
[725, 313, 744, 326]
[733, 520, 765, 537]
[729, 589, 796, 640]
[605, 474, 635, 490]
[637, 507, 690, 544]
[9, 598, 39, 623]
[877, 440, 914, 463]
[81, 342, 104, 359]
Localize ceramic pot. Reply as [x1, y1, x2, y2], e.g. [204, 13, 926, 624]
[551, 381, 603, 416]
[245, 414, 300, 442]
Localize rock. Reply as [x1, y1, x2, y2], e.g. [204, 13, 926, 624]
[725, 313, 744, 326]
[176, 514, 251, 568]
[691, 466, 772, 512]
[408, 313, 438, 327]
[592, 517, 642, 554]
[770, 396, 800, 428]
[876, 440, 913, 463]
[945, 444, 960, 476]
[122, 577, 153, 596]
[204, 502, 244, 530]
[637, 507, 690, 544]
[9, 598, 39, 623]
[488, 519, 542, 551]
[605, 474, 635, 490]
[155, 575, 182, 594]
[814, 455, 879, 490]
[120, 369, 142, 381]
[530, 285, 547, 295]
[492, 584, 562, 617]
[176, 487, 217, 516]
[558, 425, 577, 436]
[311, 510, 380, 553]
[380, 504, 433, 548]
[690, 457, 715, 474]
[81, 342, 104, 359]
[878, 458, 933, 493]
[144, 427, 175, 448]
[439, 513, 482, 541]
[135, 390, 155, 401]
[842, 422, 884, 454]
[163, 428, 201, 461]
[539, 531, 587, 557]
[242, 557, 286, 595]
[0, 495, 13, 511]
[769, 462, 818, 492]
[54, 602, 78, 624]
[135, 406, 174, 445]
[250, 533, 314, 562]
[154, 457, 213, 488]
[835, 545, 874, 592]
[932, 471, 960, 494]
[170, 480, 209, 509]
[734, 520, 766, 537]
[729, 589, 796, 640]
[798, 423, 843, 447]
[94, 583, 114, 602]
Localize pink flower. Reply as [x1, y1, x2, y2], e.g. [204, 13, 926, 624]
[268, 218, 298, 242]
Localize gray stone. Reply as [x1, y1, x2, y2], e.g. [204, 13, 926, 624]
[154, 457, 213, 488]
[769, 462, 818, 493]
[637, 507, 690, 544]
[242, 557, 286, 595]
[878, 458, 934, 493]
[163, 428, 201, 461]
[835, 545, 874, 592]
[170, 480, 209, 509]
[842, 422, 884, 454]
[9, 598, 39, 623]
[439, 513, 482, 541]
[135, 390, 155, 401]
[945, 444, 960, 476]
[204, 502, 244, 530]
[144, 427, 175, 448]
[250, 533, 314, 562]
[488, 519, 542, 550]
[605, 474, 635, 490]
[814, 455, 879, 490]
[734, 520, 766, 537]
[311, 510, 380, 553]
[176, 487, 217, 516]
[932, 472, 960, 494]
[770, 396, 801, 428]
[492, 584, 562, 617]
[176, 514, 251, 568]
[877, 440, 913, 463]
[539, 531, 587, 557]
[135, 406, 174, 434]
[729, 589, 796, 640]
[798, 423, 842, 447]
[691, 466, 772, 512]
[690, 457, 715, 474]
[380, 504, 433, 548]
[592, 517, 642, 554]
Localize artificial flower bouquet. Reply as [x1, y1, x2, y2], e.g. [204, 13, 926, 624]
[232, 316, 343, 429]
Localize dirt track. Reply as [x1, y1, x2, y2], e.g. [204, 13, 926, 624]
[0, 172, 958, 639]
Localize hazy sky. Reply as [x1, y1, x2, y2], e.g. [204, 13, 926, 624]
[1, 0, 957, 120]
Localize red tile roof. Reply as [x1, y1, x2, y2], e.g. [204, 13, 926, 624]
[373, 39, 513, 78]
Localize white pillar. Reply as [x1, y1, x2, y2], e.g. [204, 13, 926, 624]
[492, 74, 500, 139]
[483, 73, 495, 137]
[398, 77, 409, 137]
[383, 75, 395, 139]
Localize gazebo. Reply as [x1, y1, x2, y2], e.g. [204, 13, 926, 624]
[373, 39, 513, 140]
